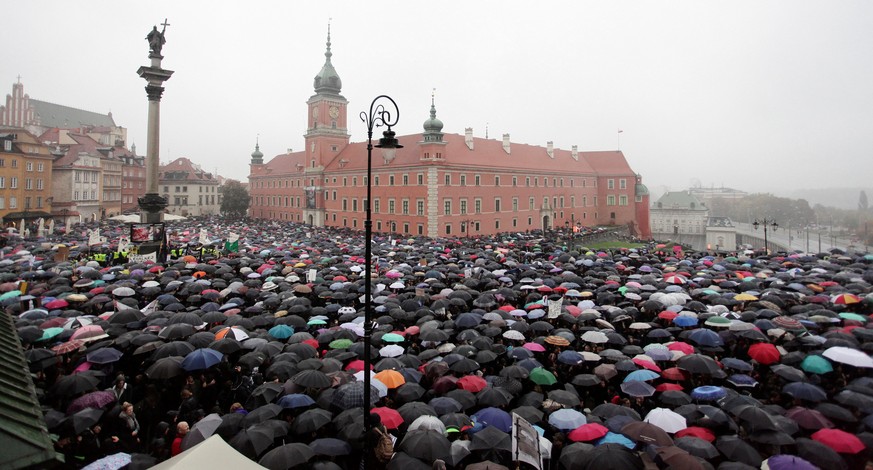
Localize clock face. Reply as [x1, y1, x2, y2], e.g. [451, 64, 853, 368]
[329, 106, 339, 119]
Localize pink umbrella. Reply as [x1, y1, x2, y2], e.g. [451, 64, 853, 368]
[70, 325, 108, 342]
[667, 342, 694, 355]
[522, 342, 546, 352]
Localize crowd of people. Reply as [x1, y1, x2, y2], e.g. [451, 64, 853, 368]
[7, 217, 873, 470]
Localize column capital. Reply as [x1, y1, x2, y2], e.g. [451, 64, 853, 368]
[145, 85, 165, 101]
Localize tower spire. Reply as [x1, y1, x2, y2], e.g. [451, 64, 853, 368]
[313, 20, 342, 94]
[423, 88, 444, 142]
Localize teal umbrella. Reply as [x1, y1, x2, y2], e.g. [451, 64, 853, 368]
[800, 355, 833, 374]
[382, 333, 405, 343]
[0, 290, 21, 301]
[40, 327, 64, 342]
[268, 325, 294, 340]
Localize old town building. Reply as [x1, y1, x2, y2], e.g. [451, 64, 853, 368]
[0, 130, 54, 229]
[159, 157, 221, 217]
[120, 144, 146, 213]
[650, 191, 710, 250]
[249, 31, 651, 238]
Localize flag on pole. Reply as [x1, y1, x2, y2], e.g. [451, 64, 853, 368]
[199, 228, 209, 245]
[225, 232, 239, 252]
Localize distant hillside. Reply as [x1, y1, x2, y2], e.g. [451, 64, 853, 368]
[779, 187, 873, 210]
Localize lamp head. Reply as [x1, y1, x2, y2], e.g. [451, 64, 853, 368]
[752, 221, 759, 230]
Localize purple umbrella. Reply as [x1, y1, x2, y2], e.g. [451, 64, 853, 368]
[763, 455, 818, 470]
[67, 391, 117, 415]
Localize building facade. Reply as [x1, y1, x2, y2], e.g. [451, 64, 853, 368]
[0, 130, 54, 227]
[650, 191, 710, 250]
[705, 216, 737, 252]
[160, 157, 221, 217]
[120, 144, 146, 213]
[249, 32, 650, 238]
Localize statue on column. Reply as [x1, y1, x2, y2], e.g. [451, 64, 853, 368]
[146, 20, 169, 58]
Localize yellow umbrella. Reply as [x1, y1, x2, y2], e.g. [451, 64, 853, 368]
[734, 293, 758, 301]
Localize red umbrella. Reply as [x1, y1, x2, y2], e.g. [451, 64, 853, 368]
[655, 383, 683, 392]
[456, 375, 487, 393]
[832, 293, 861, 305]
[811, 429, 865, 454]
[748, 343, 781, 365]
[667, 342, 694, 355]
[568, 423, 609, 442]
[662, 367, 690, 381]
[675, 426, 715, 442]
[372, 407, 404, 430]
[344, 360, 372, 372]
[658, 311, 678, 321]
[633, 358, 662, 373]
[44, 299, 68, 309]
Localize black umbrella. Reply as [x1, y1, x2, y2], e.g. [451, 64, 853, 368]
[716, 435, 762, 467]
[145, 356, 184, 379]
[395, 383, 426, 404]
[591, 403, 641, 420]
[398, 429, 451, 462]
[398, 402, 438, 424]
[215, 412, 246, 438]
[793, 437, 849, 470]
[228, 424, 275, 459]
[292, 369, 332, 389]
[559, 442, 596, 470]
[677, 354, 726, 377]
[258, 442, 314, 470]
[51, 373, 99, 397]
[244, 403, 283, 427]
[469, 425, 511, 452]
[64, 407, 104, 434]
[308, 437, 352, 457]
[477, 387, 512, 407]
[291, 408, 332, 435]
[575, 443, 643, 470]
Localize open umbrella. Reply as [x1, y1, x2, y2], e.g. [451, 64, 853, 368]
[577, 443, 644, 470]
[823, 346, 873, 368]
[716, 435, 762, 467]
[549, 409, 587, 431]
[398, 429, 451, 462]
[568, 423, 609, 442]
[181, 413, 223, 450]
[258, 442, 314, 470]
[811, 428, 866, 454]
[292, 408, 333, 434]
[146, 356, 184, 379]
[643, 407, 687, 433]
[372, 407, 404, 430]
[181, 348, 224, 371]
[621, 421, 674, 446]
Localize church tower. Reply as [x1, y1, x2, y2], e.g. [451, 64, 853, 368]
[304, 24, 350, 171]
[302, 24, 348, 227]
[419, 91, 446, 162]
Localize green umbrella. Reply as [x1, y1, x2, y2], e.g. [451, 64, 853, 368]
[40, 327, 64, 342]
[307, 319, 327, 326]
[0, 290, 21, 301]
[724, 257, 738, 263]
[800, 355, 833, 375]
[704, 316, 731, 327]
[838, 312, 867, 322]
[382, 333, 405, 343]
[329, 339, 353, 349]
[529, 367, 557, 386]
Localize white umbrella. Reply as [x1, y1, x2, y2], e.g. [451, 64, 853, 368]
[379, 344, 404, 358]
[581, 331, 609, 344]
[823, 346, 873, 368]
[408, 415, 446, 434]
[643, 407, 687, 434]
[502, 330, 525, 341]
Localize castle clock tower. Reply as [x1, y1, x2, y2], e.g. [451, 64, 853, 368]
[303, 24, 349, 226]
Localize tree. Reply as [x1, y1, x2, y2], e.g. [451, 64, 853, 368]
[860, 190, 869, 212]
[220, 180, 250, 218]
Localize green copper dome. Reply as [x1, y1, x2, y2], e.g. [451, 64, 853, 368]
[251, 141, 264, 164]
[313, 27, 342, 94]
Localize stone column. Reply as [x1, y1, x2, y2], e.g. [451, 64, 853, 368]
[136, 37, 174, 224]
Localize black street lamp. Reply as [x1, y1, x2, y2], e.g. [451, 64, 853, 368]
[360, 95, 401, 461]
[752, 218, 778, 254]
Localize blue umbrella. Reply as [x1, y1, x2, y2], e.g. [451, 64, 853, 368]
[727, 374, 759, 388]
[687, 329, 723, 347]
[782, 382, 828, 402]
[181, 348, 224, 371]
[721, 358, 754, 372]
[472, 407, 512, 433]
[268, 324, 294, 340]
[691, 385, 726, 401]
[557, 350, 584, 365]
[620, 380, 656, 397]
[624, 370, 659, 383]
[277, 393, 316, 409]
[597, 431, 636, 449]
[86, 348, 124, 365]
[548, 409, 587, 431]
[673, 316, 699, 327]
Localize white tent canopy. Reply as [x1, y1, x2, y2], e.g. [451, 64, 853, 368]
[108, 213, 187, 223]
[150, 435, 266, 470]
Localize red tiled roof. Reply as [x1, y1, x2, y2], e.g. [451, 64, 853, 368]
[585, 151, 636, 175]
[160, 157, 218, 182]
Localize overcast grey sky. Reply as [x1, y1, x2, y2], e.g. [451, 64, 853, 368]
[4, 1, 872, 196]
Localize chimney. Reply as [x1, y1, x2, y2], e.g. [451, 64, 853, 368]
[547, 141, 554, 159]
[465, 128, 474, 150]
[287, 148, 293, 154]
[502, 133, 511, 155]
[571, 145, 579, 161]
